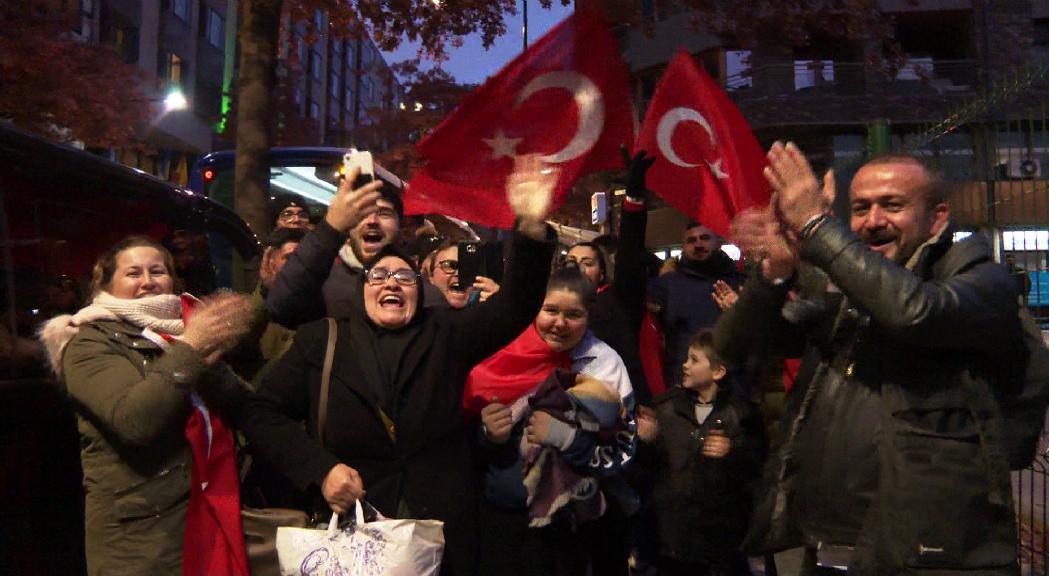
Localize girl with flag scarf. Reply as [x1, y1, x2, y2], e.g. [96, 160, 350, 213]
[468, 267, 638, 576]
[39, 236, 254, 576]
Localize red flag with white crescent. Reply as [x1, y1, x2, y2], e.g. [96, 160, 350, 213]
[637, 50, 769, 238]
[406, 9, 635, 227]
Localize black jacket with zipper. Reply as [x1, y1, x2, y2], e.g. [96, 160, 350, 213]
[714, 219, 1023, 576]
[640, 386, 765, 564]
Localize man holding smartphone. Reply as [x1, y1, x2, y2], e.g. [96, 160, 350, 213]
[266, 162, 411, 327]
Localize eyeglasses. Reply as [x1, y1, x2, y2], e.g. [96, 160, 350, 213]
[365, 267, 419, 286]
[278, 209, 309, 222]
[436, 259, 459, 274]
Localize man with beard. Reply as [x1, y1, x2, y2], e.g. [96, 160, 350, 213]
[648, 222, 741, 386]
[267, 169, 436, 326]
[716, 146, 1022, 575]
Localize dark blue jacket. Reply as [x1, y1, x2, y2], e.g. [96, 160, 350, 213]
[648, 251, 741, 385]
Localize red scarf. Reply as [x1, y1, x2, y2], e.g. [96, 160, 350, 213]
[175, 296, 249, 576]
[463, 324, 571, 415]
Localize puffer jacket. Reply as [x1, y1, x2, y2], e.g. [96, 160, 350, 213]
[715, 219, 1023, 576]
[51, 318, 246, 576]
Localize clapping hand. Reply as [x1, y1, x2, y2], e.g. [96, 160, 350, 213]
[712, 280, 740, 310]
[763, 141, 835, 234]
[181, 292, 253, 364]
[702, 429, 732, 458]
[731, 206, 798, 282]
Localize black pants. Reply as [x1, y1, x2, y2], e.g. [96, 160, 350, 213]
[477, 499, 631, 576]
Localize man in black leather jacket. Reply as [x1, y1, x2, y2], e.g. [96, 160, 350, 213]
[715, 145, 1023, 575]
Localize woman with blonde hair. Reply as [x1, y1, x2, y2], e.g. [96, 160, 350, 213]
[39, 235, 254, 575]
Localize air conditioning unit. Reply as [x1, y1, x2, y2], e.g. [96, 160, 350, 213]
[1004, 157, 1042, 179]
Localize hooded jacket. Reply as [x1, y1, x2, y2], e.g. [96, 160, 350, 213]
[714, 219, 1022, 575]
[238, 227, 555, 576]
[41, 312, 245, 576]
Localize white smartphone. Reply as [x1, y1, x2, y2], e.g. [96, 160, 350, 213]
[343, 150, 375, 186]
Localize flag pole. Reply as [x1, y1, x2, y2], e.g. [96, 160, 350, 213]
[522, 0, 529, 50]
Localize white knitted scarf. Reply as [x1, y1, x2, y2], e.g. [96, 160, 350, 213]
[91, 292, 185, 334]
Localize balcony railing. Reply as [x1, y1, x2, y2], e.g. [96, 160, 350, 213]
[722, 59, 981, 99]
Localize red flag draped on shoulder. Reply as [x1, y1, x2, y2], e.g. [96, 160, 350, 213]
[637, 51, 770, 238]
[406, 10, 635, 228]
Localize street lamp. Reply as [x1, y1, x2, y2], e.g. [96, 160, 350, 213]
[163, 88, 188, 112]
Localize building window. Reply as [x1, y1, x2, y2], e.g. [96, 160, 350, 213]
[295, 35, 306, 68]
[310, 49, 322, 80]
[294, 86, 304, 106]
[362, 77, 374, 103]
[309, 100, 320, 119]
[201, 6, 224, 49]
[328, 70, 337, 97]
[344, 87, 354, 111]
[171, 0, 189, 22]
[158, 51, 183, 86]
[313, 9, 324, 31]
[101, 11, 139, 63]
[74, 0, 95, 36]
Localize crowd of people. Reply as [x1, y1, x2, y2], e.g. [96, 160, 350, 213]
[38, 142, 1034, 576]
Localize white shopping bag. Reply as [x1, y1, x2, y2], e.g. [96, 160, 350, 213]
[275, 501, 444, 576]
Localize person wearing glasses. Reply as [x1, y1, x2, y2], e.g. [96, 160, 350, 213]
[427, 240, 502, 309]
[238, 156, 559, 576]
[270, 194, 314, 231]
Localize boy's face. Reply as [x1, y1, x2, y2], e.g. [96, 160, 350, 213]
[681, 345, 725, 391]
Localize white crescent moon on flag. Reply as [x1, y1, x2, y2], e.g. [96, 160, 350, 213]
[656, 107, 717, 168]
[515, 71, 604, 164]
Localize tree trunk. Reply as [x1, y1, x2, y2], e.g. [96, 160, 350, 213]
[234, 0, 283, 240]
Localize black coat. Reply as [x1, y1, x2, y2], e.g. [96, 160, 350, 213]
[589, 201, 652, 404]
[640, 387, 765, 564]
[239, 228, 555, 576]
[715, 219, 1022, 576]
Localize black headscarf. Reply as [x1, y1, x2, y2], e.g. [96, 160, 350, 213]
[351, 244, 428, 417]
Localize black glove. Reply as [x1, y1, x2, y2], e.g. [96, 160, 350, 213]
[620, 144, 656, 200]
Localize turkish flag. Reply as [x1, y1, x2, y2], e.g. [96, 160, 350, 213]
[406, 9, 635, 227]
[637, 50, 770, 238]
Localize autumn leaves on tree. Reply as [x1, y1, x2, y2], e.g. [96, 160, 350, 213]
[0, 3, 151, 148]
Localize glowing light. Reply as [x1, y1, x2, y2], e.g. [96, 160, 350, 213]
[203, 168, 215, 181]
[164, 89, 188, 111]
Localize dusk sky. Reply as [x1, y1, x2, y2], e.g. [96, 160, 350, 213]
[382, 3, 575, 85]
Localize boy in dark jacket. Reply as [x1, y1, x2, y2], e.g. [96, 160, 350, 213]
[637, 331, 765, 576]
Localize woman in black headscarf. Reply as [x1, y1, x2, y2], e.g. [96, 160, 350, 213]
[238, 159, 557, 575]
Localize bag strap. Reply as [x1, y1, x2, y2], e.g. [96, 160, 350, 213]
[318, 317, 337, 446]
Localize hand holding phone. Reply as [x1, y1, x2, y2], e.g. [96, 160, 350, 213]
[457, 241, 482, 288]
[343, 150, 375, 189]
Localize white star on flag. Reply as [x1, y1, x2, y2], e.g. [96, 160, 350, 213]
[482, 129, 523, 160]
[707, 159, 729, 180]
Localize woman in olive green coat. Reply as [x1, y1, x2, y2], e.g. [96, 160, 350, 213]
[40, 236, 252, 576]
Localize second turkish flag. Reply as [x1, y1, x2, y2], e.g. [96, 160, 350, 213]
[638, 51, 769, 238]
[407, 10, 635, 227]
